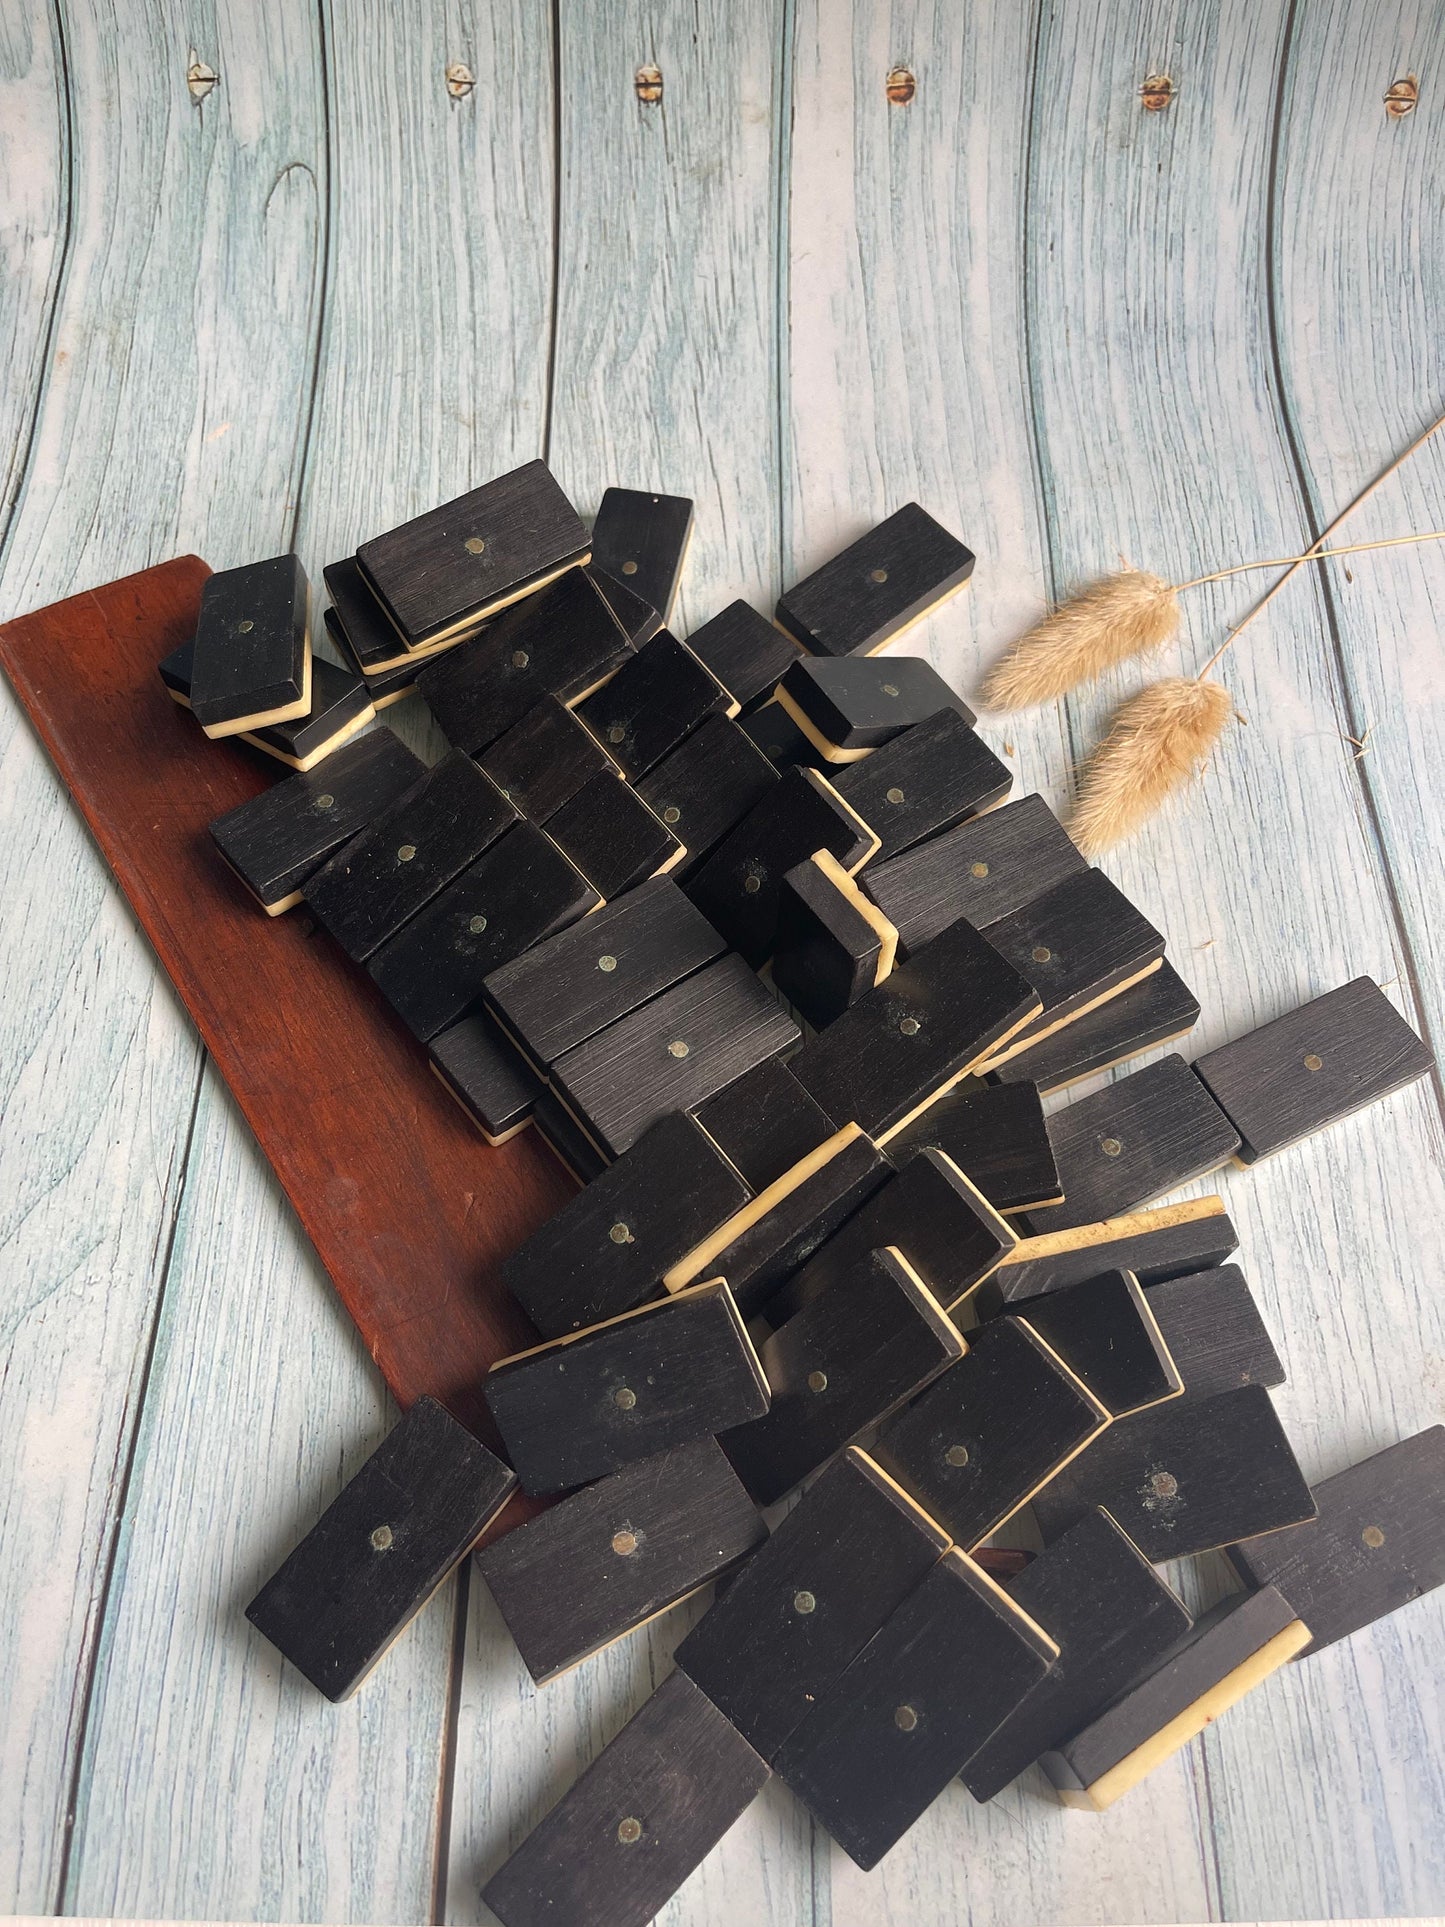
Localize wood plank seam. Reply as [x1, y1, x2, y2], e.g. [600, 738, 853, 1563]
[426, 1561, 471, 1927]
[1260, 4, 1445, 1126]
[0, 0, 74, 572]
[540, 0, 564, 464]
[50, 1047, 207, 1914]
[284, 0, 336, 556]
[22, 0, 341, 1907]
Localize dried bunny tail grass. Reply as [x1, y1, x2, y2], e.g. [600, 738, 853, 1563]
[1069, 678, 1235, 857]
[983, 571, 1179, 711]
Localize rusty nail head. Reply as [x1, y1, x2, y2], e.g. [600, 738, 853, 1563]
[1140, 73, 1174, 111]
[635, 64, 663, 104]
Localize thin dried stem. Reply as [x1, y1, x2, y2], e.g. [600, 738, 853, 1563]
[1194, 403, 1445, 679]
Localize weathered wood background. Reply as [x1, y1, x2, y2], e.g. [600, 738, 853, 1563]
[2, 1, 1443, 1921]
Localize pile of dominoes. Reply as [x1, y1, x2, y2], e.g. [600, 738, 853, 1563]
[170, 460, 1443, 1927]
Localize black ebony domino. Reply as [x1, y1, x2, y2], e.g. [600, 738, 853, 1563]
[685, 766, 878, 966]
[429, 1010, 544, 1144]
[885, 1080, 1061, 1216]
[415, 568, 632, 753]
[1005, 1270, 1183, 1419]
[832, 710, 1012, 861]
[368, 821, 599, 1041]
[1191, 976, 1434, 1163]
[989, 1196, 1239, 1307]
[774, 1549, 1055, 1869]
[485, 875, 726, 1072]
[685, 599, 806, 710]
[501, 1111, 750, 1337]
[662, 1123, 893, 1318]
[1021, 1055, 1241, 1235]
[545, 770, 684, 898]
[872, 1316, 1109, 1549]
[1142, 1265, 1285, 1399]
[992, 960, 1201, 1094]
[302, 750, 519, 962]
[549, 953, 800, 1160]
[636, 712, 780, 878]
[1031, 1383, 1317, 1560]
[860, 793, 1088, 956]
[771, 851, 898, 1029]
[158, 634, 195, 703]
[589, 488, 694, 624]
[768, 1146, 1016, 1324]
[324, 555, 435, 673]
[738, 699, 820, 769]
[977, 869, 1166, 1064]
[674, 1446, 950, 1761]
[721, 1247, 964, 1505]
[357, 460, 589, 650]
[1227, 1427, 1445, 1653]
[586, 563, 665, 646]
[775, 504, 976, 658]
[484, 1281, 769, 1495]
[776, 652, 976, 759]
[530, 1088, 609, 1185]
[1038, 1586, 1309, 1810]
[575, 630, 734, 780]
[245, 1395, 516, 1700]
[474, 1436, 765, 1682]
[787, 915, 1040, 1143]
[209, 726, 425, 914]
[239, 657, 375, 771]
[960, 1508, 1194, 1802]
[481, 1671, 769, 1927]
[325, 606, 418, 709]
[191, 552, 311, 738]
[691, 1057, 838, 1191]
[478, 695, 620, 823]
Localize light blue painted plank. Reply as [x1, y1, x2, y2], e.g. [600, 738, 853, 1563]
[544, 0, 788, 632]
[56, 0, 560, 1918]
[1019, 3, 1445, 1919]
[290, 0, 554, 586]
[1196, 2, 1445, 1917]
[0, 0, 325, 1905]
[0, 2, 67, 555]
[785, 0, 1055, 730]
[64, 1077, 455, 1923]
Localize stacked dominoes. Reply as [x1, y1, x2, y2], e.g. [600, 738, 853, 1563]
[179, 463, 1443, 1927]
